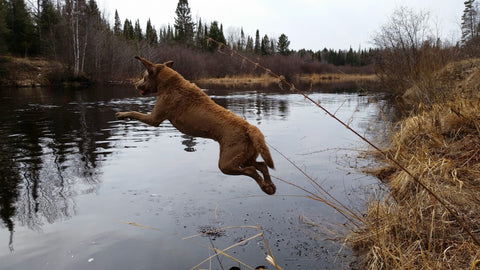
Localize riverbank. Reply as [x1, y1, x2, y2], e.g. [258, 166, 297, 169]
[1, 56, 377, 91]
[0, 56, 91, 87]
[195, 73, 377, 86]
[195, 73, 378, 91]
[350, 59, 480, 269]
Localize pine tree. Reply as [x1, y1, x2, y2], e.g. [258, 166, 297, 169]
[195, 18, 205, 50]
[220, 23, 224, 42]
[167, 24, 174, 41]
[38, 0, 62, 58]
[277, 33, 290, 55]
[270, 38, 276, 55]
[146, 18, 157, 44]
[320, 48, 328, 63]
[86, 0, 101, 25]
[123, 19, 134, 40]
[159, 24, 174, 45]
[461, 0, 479, 44]
[238, 28, 245, 51]
[260, 34, 270, 55]
[254, 29, 260, 54]
[346, 47, 358, 66]
[6, 0, 36, 56]
[206, 21, 225, 52]
[113, 10, 121, 36]
[245, 36, 253, 53]
[134, 19, 142, 41]
[336, 50, 346, 65]
[174, 0, 194, 46]
[0, 0, 10, 55]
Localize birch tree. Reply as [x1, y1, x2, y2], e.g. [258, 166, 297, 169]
[64, 0, 87, 77]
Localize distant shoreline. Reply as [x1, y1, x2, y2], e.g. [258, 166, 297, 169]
[195, 73, 377, 86]
[194, 73, 379, 92]
[1, 56, 377, 90]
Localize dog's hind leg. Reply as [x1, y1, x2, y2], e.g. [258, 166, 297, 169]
[252, 162, 276, 193]
[219, 163, 275, 195]
[218, 148, 276, 195]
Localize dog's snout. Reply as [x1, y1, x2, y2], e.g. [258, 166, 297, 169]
[134, 79, 148, 94]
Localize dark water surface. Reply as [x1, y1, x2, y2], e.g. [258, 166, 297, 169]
[0, 86, 383, 269]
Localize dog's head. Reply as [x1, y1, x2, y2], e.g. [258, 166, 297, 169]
[134, 56, 174, 96]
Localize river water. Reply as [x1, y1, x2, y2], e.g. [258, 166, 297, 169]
[0, 85, 384, 270]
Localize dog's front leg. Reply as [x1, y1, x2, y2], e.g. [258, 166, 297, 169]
[116, 96, 168, 127]
[115, 111, 165, 127]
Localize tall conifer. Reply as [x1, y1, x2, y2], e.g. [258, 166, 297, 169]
[6, 0, 35, 56]
[174, 0, 194, 46]
[113, 10, 121, 36]
[254, 29, 260, 54]
[0, 0, 10, 54]
[277, 33, 290, 55]
[146, 19, 157, 44]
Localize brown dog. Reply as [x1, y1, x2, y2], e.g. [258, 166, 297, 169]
[116, 56, 276, 195]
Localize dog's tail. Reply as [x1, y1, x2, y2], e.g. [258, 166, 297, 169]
[247, 126, 274, 169]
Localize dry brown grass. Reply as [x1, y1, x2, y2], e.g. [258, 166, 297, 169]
[0, 56, 74, 87]
[350, 59, 480, 269]
[195, 73, 277, 88]
[296, 73, 378, 84]
[194, 73, 377, 89]
[402, 58, 480, 111]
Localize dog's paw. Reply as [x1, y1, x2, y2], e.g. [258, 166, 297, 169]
[115, 112, 128, 119]
[262, 183, 276, 195]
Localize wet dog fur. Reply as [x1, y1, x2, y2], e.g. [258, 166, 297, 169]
[116, 56, 276, 195]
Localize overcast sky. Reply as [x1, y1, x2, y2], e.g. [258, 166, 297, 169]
[96, 0, 465, 50]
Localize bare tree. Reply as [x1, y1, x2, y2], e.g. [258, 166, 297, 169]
[373, 6, 459, 109]
[63, 0, 88, 77]
[373, 6, 435, 93]
[226, 26, 240, 50]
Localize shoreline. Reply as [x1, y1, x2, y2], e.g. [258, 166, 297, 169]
[194, 73, 377, 89]
[1, 56, 377, 90]
[349, 58, 480, 269]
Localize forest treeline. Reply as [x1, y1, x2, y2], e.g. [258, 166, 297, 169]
[0, 0, 377, 83]
[1, 0, 479, 86]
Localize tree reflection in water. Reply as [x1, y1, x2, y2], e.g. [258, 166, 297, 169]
[0, 88, 107, 250]
[0, 86, 292, 251]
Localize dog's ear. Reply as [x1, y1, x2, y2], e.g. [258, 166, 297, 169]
[135, 56, 156, 75]
[164, 61, 174, 68]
